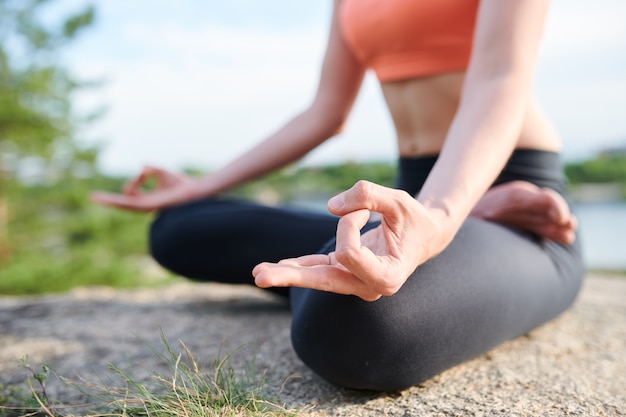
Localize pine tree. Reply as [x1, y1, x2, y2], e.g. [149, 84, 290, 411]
[0, 0, 95, 260]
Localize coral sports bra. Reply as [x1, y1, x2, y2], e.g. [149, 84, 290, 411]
[339, 0, 480, 82]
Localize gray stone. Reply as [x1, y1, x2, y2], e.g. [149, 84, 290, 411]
[1, 274, 624, 416]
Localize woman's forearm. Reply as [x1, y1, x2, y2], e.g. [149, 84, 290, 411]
[416, 0, 549, 251]
[194, 103, 345, 197]
[417, 75, 529, 237]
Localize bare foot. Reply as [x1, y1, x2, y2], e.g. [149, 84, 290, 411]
[471, 181, 577, 244]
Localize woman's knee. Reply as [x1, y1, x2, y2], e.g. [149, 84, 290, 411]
[149, 210, 184, 272]
[289, 290, 431, 391]
[148, 203, 214, 274]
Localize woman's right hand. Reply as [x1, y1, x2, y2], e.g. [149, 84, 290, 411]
[91, 166, 203, 212]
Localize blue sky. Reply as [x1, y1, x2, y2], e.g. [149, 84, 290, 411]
[51, 0, 626, 175]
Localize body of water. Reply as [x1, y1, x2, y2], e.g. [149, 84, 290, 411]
[575, 201, 626, 271]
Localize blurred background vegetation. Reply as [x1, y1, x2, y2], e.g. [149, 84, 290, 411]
[1, 1, 624, 295]
[0, 0, 156, 294]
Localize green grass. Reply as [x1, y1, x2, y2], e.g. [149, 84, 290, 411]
[2, 176, 176, 295]
[0, 333, 299, 417]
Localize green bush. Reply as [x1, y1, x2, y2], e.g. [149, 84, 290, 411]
[565, 155, 626, 184]
[1, 176, 173, 295]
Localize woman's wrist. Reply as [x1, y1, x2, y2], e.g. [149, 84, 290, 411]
[417, 197, 464, 259]
[193, 174, 226, 199]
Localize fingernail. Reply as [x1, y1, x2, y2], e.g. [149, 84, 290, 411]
[548, 207, 559, 222]
[328, 194, 344, 210]
[251, 263, 264, 277]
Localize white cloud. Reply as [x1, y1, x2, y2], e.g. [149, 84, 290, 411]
[72, 12, 400, 175]
[541, 0, 626, 56]
[535, 0, 626, 158]
[74, 22, 338, 174]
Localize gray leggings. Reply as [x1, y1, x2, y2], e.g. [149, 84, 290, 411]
[150, 150, 584, 391]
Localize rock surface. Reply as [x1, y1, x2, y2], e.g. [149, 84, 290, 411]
[1, 274, 625, 416]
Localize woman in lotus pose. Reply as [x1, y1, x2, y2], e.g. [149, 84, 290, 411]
[93, 0, 584, 391]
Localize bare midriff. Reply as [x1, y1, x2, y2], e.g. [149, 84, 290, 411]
[380, 71, 562, 157]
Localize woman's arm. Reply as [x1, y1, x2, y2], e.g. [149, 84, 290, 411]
[417, 0, 552, 255]
[92, 0, 366, 211]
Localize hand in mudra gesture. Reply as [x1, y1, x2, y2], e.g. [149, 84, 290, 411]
[91, 166, 201, 212]
[253, 181, 447, 301]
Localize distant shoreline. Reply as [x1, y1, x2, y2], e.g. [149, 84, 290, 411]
[569, 182, 625, 203]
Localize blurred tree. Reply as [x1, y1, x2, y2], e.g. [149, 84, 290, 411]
[565, 155, 626, 184]
[0, 0, 96, 261]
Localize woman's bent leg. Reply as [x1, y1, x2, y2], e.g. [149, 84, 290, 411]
[290, 218, 584, 391]
[149, 197, 339, 293]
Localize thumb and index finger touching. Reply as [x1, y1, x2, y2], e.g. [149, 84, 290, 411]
[328, 181, 411, 283]
[328, 180, 410, 220]
[91, 165, 171, 211]
[122, 165, 173, 195]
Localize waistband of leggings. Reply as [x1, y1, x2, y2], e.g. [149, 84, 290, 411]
[396, 149, 567, 196]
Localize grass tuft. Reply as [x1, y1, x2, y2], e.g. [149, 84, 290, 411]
[1, 332, 300, 417]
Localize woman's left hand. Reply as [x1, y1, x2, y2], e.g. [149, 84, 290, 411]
[253, 181, 449, 301]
